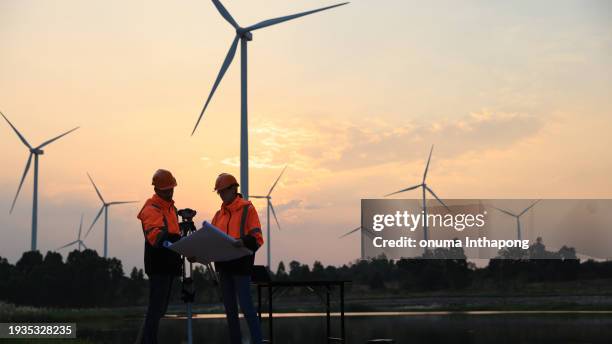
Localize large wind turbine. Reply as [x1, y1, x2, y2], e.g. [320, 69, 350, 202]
[57, 214, 88, 252]
[492, 200, 540, 241]
[251, 165, 287, 269]
[384, 145, 450, 242]
[191, 0, 349, 199]
[1, 111, 79, 251]
[84, 173, 137, 258]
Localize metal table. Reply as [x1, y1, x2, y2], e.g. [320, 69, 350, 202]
[254, 280, 350, 343]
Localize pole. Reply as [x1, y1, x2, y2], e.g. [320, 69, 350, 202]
[267, 199, 271, 269]
[104, 206, 108, 258]
[31, 154, 39, 251]
[240, 37, 249, 200]
[517, 217, 522, 241]
[422, 185, 428, 242]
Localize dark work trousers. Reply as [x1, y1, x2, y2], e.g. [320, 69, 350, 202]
[220, 271, 263, 344]
[141, 274, 174, 344]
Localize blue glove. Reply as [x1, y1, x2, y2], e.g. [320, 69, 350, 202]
[162, 240, 172, 248]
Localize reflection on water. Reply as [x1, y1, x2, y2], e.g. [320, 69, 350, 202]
[76, 313, 612, 343]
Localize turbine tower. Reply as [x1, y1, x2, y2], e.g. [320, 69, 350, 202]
[57, 214, 88, 252]
[251, 165, 287, 269]
[384, 145, 450, 243]
[1, 111, 79, 251]
[85, 173, 137, 258]
[492, 200, 540, 241]
[191, 0, 349, 199]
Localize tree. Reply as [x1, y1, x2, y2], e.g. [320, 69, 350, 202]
[276, 261, 288, 280]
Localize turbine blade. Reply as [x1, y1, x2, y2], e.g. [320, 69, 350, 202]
[108, 201, 138, 205]
[268, 165, 287, 196]
[85, 206, 104, 238]
[37, 126, 79, 149]
[78, 213, 83, 240]
[245, 2, 349, 31]
[384, 184, 421, 197]
[339, 226, 361, 239]
[0, 111, 31, 149]
[491, 205, 517, 218]
[362, 226, 376, 238]
[80, 241, 88, 250]
[423, 145, 434, 182]
[519, 199, 540, 216]
[212, 0, 239, 29]
[191, 35, 240, 135]
[57, 240, 78, 250]
[269, 201, 281, 231]
[250, 195, 267, 199]
[87, 173, 105, 204]
[10, 153, 33, 213]
[425, 185, 450, 212]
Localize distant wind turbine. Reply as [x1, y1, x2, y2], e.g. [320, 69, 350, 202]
[191, 0, 349, 200]
[339, 226, 376, 259]
[57, 214, 88, 252]
[492, 200, 540, 241]
[1, 111, 79, 251]
[251, 165, 287, 269]
[84, 173, 137, 258]
[384, 145, 450, 243]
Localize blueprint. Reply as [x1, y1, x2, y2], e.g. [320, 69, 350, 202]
[166, 221, 252, 264]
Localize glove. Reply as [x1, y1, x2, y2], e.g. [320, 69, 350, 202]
[241, 235, 259, 252]
[162, 240, 172, 248]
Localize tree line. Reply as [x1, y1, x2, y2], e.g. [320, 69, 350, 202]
[1, 237, 611, 308]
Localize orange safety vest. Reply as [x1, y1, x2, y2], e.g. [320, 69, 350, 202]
[137, 194, 181, 247]
[212, 195, 264, 247]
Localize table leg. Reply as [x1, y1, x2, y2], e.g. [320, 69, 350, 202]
[326, 285, 331, 343]
[268, 285, 273, 343]
[340, 283, 345, 342]
[258, 285, 262, 320]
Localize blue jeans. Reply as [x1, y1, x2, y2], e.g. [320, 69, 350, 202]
[219, 272, 263, 344]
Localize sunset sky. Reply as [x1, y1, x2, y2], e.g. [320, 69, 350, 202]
[1, 0, 611, 272]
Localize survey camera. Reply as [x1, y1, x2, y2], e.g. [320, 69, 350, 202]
[178, 208, 197, 235]
[178, 208, 197, 222]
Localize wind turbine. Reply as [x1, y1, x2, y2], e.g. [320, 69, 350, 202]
[57, 214, 88, 252]
[492, 200, 540, 241]
[384, 145, 450, 243]
[1, 111, 79, 251]
[339, 225, 376, 259]
[84, 173, 137, 258]
[251, 165, 287, 269]
[191, 0, 349, 199]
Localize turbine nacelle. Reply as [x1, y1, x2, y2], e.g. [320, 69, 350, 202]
[30, 148, 44, 155]
[237, 29, 253, 41]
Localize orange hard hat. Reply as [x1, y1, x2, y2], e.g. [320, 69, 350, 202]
[152, 169, 177, 190]
[214, 173, 239, 191]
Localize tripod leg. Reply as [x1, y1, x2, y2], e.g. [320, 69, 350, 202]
[207, 263, 223, 302]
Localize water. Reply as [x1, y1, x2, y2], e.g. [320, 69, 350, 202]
[74, 312, 612, 343]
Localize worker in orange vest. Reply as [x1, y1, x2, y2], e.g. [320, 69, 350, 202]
[136, 169, 183, 344]
[212, 173, 264, 344]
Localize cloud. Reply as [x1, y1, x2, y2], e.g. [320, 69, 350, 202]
[233, 109, 546, 172]
[274, 199, 303, 213]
